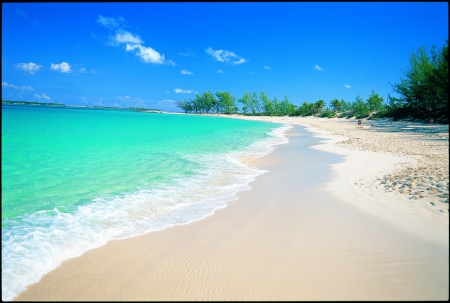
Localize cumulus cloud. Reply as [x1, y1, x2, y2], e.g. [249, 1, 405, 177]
[206, 47, 247, 65]
[174, 88, 193, 94]
[2, 82, 34, 90]
[115, 31, 143, 44]
[313, 65, 323, 71]
[117, 96, 131, 99]
[345, 84, 351, 88]
[16, 62, 42, 74]
[34, 94, 51, 100]
[217, 70, 224, 74]
[181, 69, 193, 75]
[97, 15, 174, 65]
[263, 66, 271, 69]
[125, 43, 170, 64]
[51, 62, 71, 73]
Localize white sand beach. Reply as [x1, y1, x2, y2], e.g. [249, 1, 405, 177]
[14, 116, 449, 301]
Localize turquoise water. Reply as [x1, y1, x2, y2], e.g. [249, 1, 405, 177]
[1, 105, 289, 300]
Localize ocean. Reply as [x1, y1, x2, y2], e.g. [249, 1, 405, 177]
[1, 104, 289, 301]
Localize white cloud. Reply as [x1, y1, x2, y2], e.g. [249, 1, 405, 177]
[98, 15, 174, 65]
[218, 70, 224, 74]
[34, 94, 50, 100]
[16, 62, 42, 74]
[263, 66, 271, 69]
[2, 82, 34, 90]
[97, 15, 127, 29]
[174, 88, 193, 94]
[117, 96, 132, 99]
[125, 43, 167, 64]
[51, 62, 71, 73]
[115, 31, 143, 44]
[206, 47, 247, 65]
[231, 58, 246, 65]
[2, 82, 19, 89]
[80, 68, 86, 73]
[181, 69, 193, 75]
[345, 84, 351, 89]
[314, 65, 323, 71]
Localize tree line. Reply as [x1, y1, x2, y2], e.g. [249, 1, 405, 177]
[177, 89, 396, 119]
[177, 91, 297, 116]
[177, 40, 448, 123]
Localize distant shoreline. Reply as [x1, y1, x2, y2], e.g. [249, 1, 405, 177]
[1, 101, 169, 113]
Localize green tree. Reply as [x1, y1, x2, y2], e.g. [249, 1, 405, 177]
[340, 99, 351, 111]
[251, 92, 262, 114]
[330, 98, 342, 112]
[314, 99, 325, 114]
[238, 91, 254, 113]
[201, 91, 216, 113]
[352, 93, 370, 118]
[296, 102, 310, 116]
[177, 100, 188, 113]
[284, 95, 296, 116]
[260, 91, 274, 115]
[192, 94, 202, 114]
[272, 96, 281, 115]
[216, 91, 237, 114]
[366, 90, 384, 111]
[386, 93, 403, 111]
[391, 40, 448, 113]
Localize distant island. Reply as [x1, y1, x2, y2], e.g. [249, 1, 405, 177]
[1, 100, 163, 113]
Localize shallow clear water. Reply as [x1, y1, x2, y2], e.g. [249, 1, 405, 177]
[1, 105, 289, 300]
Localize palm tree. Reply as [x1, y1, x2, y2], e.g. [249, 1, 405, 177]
[331, 98, 342, 112]
[315, 99, 325, 114]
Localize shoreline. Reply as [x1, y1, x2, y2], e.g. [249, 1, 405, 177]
[216, 114, 449, 245]
[14, 116, 449, 301]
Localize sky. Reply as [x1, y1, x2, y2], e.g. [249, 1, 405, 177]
[2, 2, 448, 112]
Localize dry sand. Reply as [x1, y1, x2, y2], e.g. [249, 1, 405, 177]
[14, 116, 449, 301]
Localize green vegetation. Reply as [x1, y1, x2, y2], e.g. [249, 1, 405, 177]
[389, 39, 448, 122]
[177, 40, 448, 124]
[177, 90, 298, 116]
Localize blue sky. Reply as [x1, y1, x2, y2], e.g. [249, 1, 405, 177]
[2, 2, 448, 111]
